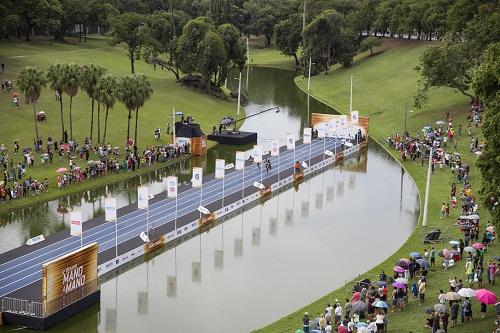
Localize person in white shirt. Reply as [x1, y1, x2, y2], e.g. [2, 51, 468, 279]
[438, 289, 446, 304]
[375, 312, 385, 332]
[325, 322, 332, 333]
[367, 319, 378, 332]
[334, 304, 343, 323]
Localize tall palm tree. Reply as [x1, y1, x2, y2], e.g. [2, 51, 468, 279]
[46, 64, 65, 141]
[117, 76, 138, 145]
[133, 75, 153, 147]
[80, 64, 106, 143]
[17, 67, 46, 140]
[61, 63, 81, 141]
[94, 75, 117, 144]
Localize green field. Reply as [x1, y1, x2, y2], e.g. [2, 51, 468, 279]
[254, 39, 499, 333]
[0, 36, 239, 212]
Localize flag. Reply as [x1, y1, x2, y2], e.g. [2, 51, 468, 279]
[303, 127, 312, 144]
[104, 198, 117, 222]
[215, 159, 225, 179]
[286, 134, 295, 150]
[191, 167, 203, 188]
[253, 145, 262, 163]
[235, 151, 245, 170]
[271, 140, 280, 156]
[351, 110, 359, 125]
[137, 186, 149, 209]
[70, 211, 82, 237]
[166, 176, 178, 198]
[317, 125, 326, 138]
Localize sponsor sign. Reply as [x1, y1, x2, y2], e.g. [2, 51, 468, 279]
[325, 150, 334, 157]
[105, 197, 117, 222]
[235, 151, 245, 170]
[351, 110, 359, 125]
[303, 127, 312, 144]
[26, 234, 45, 246]
[224, 163, 234, 170]
[317, 125, 326, 138]
[286, 135, 295, 150]
[70, 211, 82, 237]
[166, 176, 178, 198]
[215, 159, 225, 179]
[198, 205, 210, 215]
[137, 186, 149, 209]
[191, 167, 203, 188]
[253, 145, 262, 163]
[311, 113, 369, 140]
[270, 140, 280, 156]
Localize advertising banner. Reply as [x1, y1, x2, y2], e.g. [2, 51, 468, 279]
[350, 110, 359, 125]
[137, 186, 149, 210]
[235, 151, 245, 170]
[311, 113, 369, 140]
[303, 127, 312, 144]
[317, 125, 326, 139]
[191, 167, 203, 188]
[286, 135, 295, 150]
[253, 145, 263, 163]
[104, 198, 117, 222]
[215, 159, 225, 179]
[270, 140, 280, 156]
[70, 211, 82, 237]
[166, 176, 178, 198]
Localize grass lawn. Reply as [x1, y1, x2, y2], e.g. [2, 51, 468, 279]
[253, 39, 499, 332]
[0, 36, 239, 213]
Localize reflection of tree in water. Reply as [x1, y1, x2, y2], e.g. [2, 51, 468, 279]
[21, 203, 66, 241]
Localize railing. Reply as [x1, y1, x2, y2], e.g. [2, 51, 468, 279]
[1, 279, 99, 318]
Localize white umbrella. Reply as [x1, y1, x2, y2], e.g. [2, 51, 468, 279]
[445, 292, 461, 301]
[395, 277, 408, 285]
[449, 240, 460, 246]
[436, 120, 446, 126]
[458, 288, 476, 298]
[465, 214, 480, 220]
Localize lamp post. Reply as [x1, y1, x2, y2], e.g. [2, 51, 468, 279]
[307, 56, 312, 92]
[242, 36, 250, 90]
[404, 102, 413, 135]
[236, 72, 242, 116]
[422, 146, 433, 227]
[349, 75, 353, 114]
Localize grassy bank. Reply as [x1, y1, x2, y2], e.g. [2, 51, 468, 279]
[254, 39, 498, 332]
[0, 36, 237, 213]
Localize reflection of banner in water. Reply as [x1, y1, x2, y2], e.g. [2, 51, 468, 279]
[301, 201, 309, 218]
[167, 276, 177, 298]
[214, 250, 224, 269]
[342, 149, 368, 173]
[105, 308, 117, 333]
[269, 218, 277, 236]
[337, 181, 344, 196]
[315, 193, 323, 209]
[192, 262, 201, 282]
[326, 187, 334, 202]
[137, 291, 148, 315]
[348, 174, 356, 190]
[234, 239, 243, 257]
[311, 113, 369, 139]
[285, 209, 293, 225]
[252, 227, 261, 246]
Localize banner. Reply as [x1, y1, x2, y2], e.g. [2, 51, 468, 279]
[311, 113, 369, 140]
[303, 127, 312, 144]
[317, 125, 326, 139]
[191, 167, 203, 188]
[104, 198, 117, 222]
[215, 159, 225, 179]
[70, 211, 82, 237]
[270, 140, 280, 156]
[166, 176, 178, 198]
[137, 291, 148, 315]
[350, 110, 359, 125]
[137, 186, 149, 209]
[253, 145, 262, 163]
[235, 151, 245, 170]
[286, 134, 295, 150]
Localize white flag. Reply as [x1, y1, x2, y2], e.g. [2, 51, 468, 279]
[235, 151, 245, 170]
[70, 211, 82, 237]
[105, 198, 117, 222]
[253, 145, 262, 163]
[317, 125, 326, 138]
[191, 167, 203, 188]
[270, 140, 280, 156]
[215, 159, 225, 179]
[167, 176, 178, 198]
[351, 110, 359, 125]
[286, 134, 295, 150]
[303, 127, 312, 144]
[137, 186, 149, 209]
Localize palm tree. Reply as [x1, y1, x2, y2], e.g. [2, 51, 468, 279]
[117, 76, 139, 145]
[17, 67, 46, 140]
[94, 75, 117, 144]
[61, 63, 81, 141]
[133, 75, 153, 147]
[46, 64, 65, 141]
[80, 65, 106, 143]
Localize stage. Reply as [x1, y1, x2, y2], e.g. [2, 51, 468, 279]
[207, 130, 257, 145]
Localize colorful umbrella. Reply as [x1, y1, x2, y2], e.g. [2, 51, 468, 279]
[416, 259, 430, 268]
[394, 266, 405, 273]
[472, 243, 485, 250]
[372, 300, 389, 309]
[409, 252, 421, 258]
[375, 281, 387, 287]
[56, 167, 68, 173]
[351, 292, 361, 302]
[464, 246, 476, 253]
[475, 289, 497, 305]
[355, 322, 368, 328]
[445, 292, 461, 301]
[486, 226, 495, 232]
[395, 259, 410, 268]
[433, 304, 448, 313]
[395, 278, 408, 285]
[393, 281, 406, 289]
[458, 288, 476, 298]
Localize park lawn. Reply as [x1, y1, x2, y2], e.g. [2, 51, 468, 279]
[254, 39, 499, 333]
[249, 47, 296, 70]
[0, 36, 239, 212]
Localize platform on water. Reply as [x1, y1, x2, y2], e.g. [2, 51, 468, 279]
[207, 130, 257, 145]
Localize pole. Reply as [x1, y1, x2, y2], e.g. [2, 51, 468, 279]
[172, 108, 176, 145]
[175, 195, 178, 231]
[245, 37, 250, 90]
[278, 151, 280, 181]
[115, 217, 118, 258]
[200, 181, 203, 219]
[422, 146, 433, 227]
[242, 165, 245, 198]
[81, 229, 83, 248]
[222, 175, 225, 208]
[349, 75, 353, 114]
[237, 71, 242, 116]
[307, 56, 312, 92]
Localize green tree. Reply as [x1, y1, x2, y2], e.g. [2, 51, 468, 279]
[274, 13, 303, 66]
[109, 12, 146, 74]
[46, 64, 66, 141]
[199, 31, 227, 91]
[94, 75, 118, 144]
[15, 0, 63, 40]
[133, 75, 153, 147]
[177, 16, 214, 75]
[251, 6, 277, 46]
[117, 75, 145, 144]
[17, 67, 46, 140]
[359, 36, 382, 55]
[80, 64, 106, 142]
[61, 63, 81, 141]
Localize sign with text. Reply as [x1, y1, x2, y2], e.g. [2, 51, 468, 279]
[253, 145, 263, 163]
[311, 113, 369, 140]
[166, 176, 178, 198]
[286, 135, 295, 150]
[235, 151, 245, 170]
[271, 140, 280, 156]
[215, 159, 225, 179]
[191, 167, 203, 188]
[303, 127, 312, 144]
[105, 198, 117, 222]
[137, 186, 149, 210]
[70, 211, 82, 237]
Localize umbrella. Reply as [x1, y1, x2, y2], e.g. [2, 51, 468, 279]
[424, 307, 433, 314]
[475, 151, 483, 155]
[433, 304, 448, 313]
[466, 214, 480, 220]
[472, 243, 485, 250]
[416, 259, 430, 268]
[351, 292, 361, 302]
[56, 167, 68, 173]
[395, 278, 408, 285]
[449, 240, 460, 246]
[393, 281, 406, 289]
[464, 246, 476, 253]
[372, 300, 389, 309]
[375, 281, 387, 287]
[458, 288, 476, 298]
[409, 252, 421, 258]
[445, 292, 461, 301]
[395, 259, 410, 268]
[393, 266, 405, 273]
[475, 289, 497, 305]
[486, 226, 495, 232]
[436, 120, 446, 126]
[355, 322, 368, 328]
[493, 256, 500, 261]
[351, 301, 367, 313]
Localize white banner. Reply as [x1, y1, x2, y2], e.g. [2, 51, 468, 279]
[350, 110, 359, 125]
[318, 125, 326, 138]
[191, 167, 203, 188]
[253, 145, 262, 163]
[303, 127, 312, 144]
[137, 186, 149, 209]
[235, 151, 245, 170]
[70, 211, 82, 237]
[339, 115, 347, 127]
[270, 140, 280, 156]
[198, 206, 210, 215]
[215, 159, 225, 179]
[224, 163, 234, 170]
[105, 197, 117, 222]
[167, 176, 178, 198]
[327, 120, 336, 137]
[286, 135, 295, 150]
[325, 150, 334, 157]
